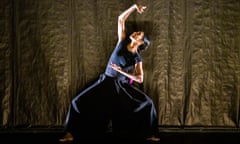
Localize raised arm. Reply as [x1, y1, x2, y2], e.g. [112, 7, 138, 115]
[117, 4, 146, 43]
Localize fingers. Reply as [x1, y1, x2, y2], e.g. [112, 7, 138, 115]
[137, 5, 147, 14]
[111, 63, 121, 71]
[141, 6, 147, 10]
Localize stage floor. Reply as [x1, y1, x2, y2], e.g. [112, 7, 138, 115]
[0, 128, 239, 144]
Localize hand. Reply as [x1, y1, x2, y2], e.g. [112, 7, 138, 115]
[111, 63, 122, 71]
[136, 5, 147, 14]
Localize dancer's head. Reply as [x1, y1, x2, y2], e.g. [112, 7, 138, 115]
[130, 31, 150, 53]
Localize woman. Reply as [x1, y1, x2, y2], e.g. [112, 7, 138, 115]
[59, 4, 160, 142]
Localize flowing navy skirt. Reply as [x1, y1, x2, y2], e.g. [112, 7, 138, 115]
[63, 74, 158, 140]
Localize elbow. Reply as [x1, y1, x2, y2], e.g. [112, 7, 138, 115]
[139, 78, 143, 83]
[137, 76, 144, 83]
[118, 16, 124, 24]
[118, 13, 127, 24]
[139, 74, 144, 83]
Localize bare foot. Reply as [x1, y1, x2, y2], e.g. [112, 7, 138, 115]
[146, 135, 160, 142]
[59, 132, 74, 142]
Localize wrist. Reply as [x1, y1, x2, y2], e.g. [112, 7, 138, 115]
[133, 4, 138, 9]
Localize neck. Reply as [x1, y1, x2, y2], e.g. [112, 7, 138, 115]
[127, 43, 138, 53]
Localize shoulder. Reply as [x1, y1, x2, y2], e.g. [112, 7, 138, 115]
[116, 38, 129, 48]
[135, 53, 142, 62]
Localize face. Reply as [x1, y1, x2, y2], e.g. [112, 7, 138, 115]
[130, 31, 145, 45]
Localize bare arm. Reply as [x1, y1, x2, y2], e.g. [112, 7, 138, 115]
[117, 4, 147, 43]
[111, 62, 144, 83]
[112, 4, 147, 83]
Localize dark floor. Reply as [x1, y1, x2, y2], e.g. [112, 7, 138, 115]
[0, 128, 239, 144]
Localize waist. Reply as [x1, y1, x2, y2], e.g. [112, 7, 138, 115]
[104, 72, 129, 82]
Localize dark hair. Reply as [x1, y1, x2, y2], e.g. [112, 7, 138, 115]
[138, 34, 150, 53]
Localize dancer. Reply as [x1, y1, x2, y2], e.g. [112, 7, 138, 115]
[59, 3, 160, 142]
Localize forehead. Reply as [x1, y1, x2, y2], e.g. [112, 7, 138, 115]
[137, 31, 144, 34]
[135, 32, 144, 37]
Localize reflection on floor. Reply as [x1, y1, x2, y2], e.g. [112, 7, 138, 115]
[0, 128, 239, 144]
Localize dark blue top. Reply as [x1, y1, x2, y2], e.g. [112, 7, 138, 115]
[104, 38, 142, 80]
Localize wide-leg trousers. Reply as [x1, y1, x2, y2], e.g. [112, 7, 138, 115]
[63, 74, 158, 139]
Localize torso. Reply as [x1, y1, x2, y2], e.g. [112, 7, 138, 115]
[104, 39, 142, 80]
